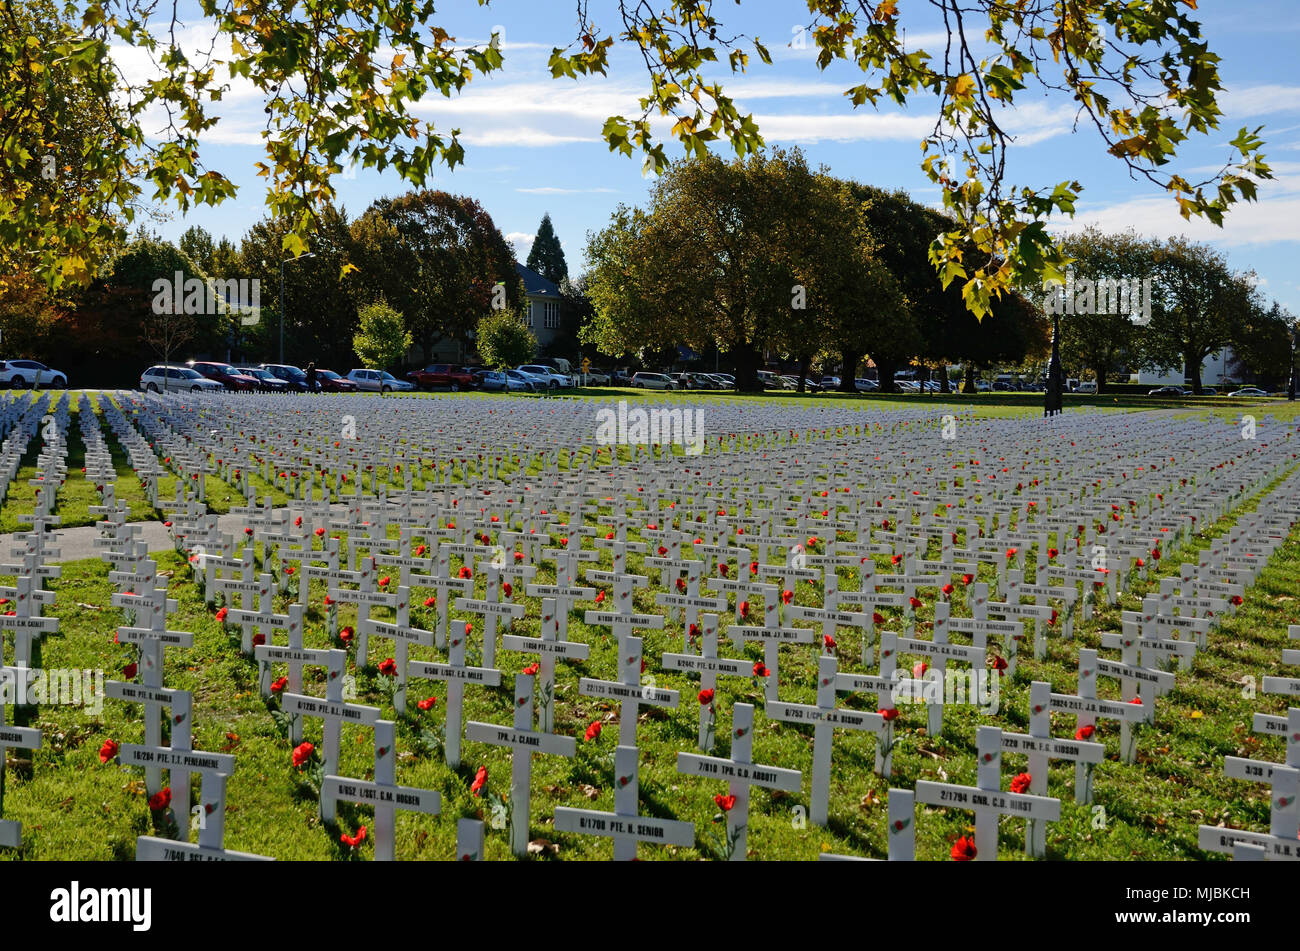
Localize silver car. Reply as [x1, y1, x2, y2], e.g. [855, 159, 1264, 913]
[346, 369, 415, 393]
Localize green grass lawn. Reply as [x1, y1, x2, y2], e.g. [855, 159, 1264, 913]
[3, 438, 1297, 860]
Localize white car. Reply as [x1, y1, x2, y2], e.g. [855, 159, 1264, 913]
[631, 372, 677, 390]
[1076, 381, 1097, 394]
[517, 365, 572, 388]
[1229, 387, 1269, 397]
[0, 359, 67, 389]
[583, 368, 612, 385]
[346, 369, 415, 393]
[139, 365, 224, 393]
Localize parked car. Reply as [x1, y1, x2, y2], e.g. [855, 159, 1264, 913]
[631, 372, 677, 390]
[235, 366, 290, 392]
[1199, 387, 1218, 396]
[1076, 381, 1097, 394]
[1148, 385, 1187, 396]
[0, 359, 67, 389]
[820, 376, 840, 389]
[261, 363, 310, 391]
[1229, 387, 1269, 397]
[855, 378, 878, 392]
[973, 380, 992, 392]
[315, 369, 358, 392]
[712, 373, 736, 389]
[474, 370, 509, 392]
[140, 365, 224, 393]
[406, 364, 475, 391]
[611, 368, 635, 386]
[518, 364, 572, 389]
[504, 369, 540, 392]
[346, 369, 415, 393]
[583, 367, 612, 385]
[187, 361, 259, 392]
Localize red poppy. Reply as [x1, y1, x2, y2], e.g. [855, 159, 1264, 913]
[253, 633, 266, 647]
[521, 662, 540, 676]
[584, 721, 603, 741]
[418, 696, 438, 711]
[714, 793, 737, 812]
[215, 607, 229, 623]
[1230, 596, 1244, 606]
[990, 655, 1007, 672]
[698, 688, 715, 706]
[950, 836, 977, 861]
[458, 566, 472, 579]
[753, 662, 770, 678]
[595, 590, 606, 603]
[1075, 725, 1095, 740]
[961, 573, 974, 585]
[909, 597, 923, 610]
[1006, 548, 1018, 560]
[781, 589, 794, 604]
[292, 742, 314, 767]
[271, 676, 288, 693]
[340, 626, 354, 642]
[147, 787, 173, 811]
[379, 658, 398, 676]
[879, 707, 900, 721]
[658, 546, 668, 556]
[470, 766, 488, 796]
[912, 661, 929, 678]
[99, 739, 120, 763]
[750, 561, 759, 575]
[718, 563, 729, 577]
[942, 583, 954, 596]
[676, 578, 688, 592]
[1047, 548, 1058, 559]
[502, 582, 513, 598]
[1010, 772, 1032, 794]
[872, 612, 885, 625]
[424, 596, 437, 608]
[824, 634, 837, 651]
[340, 826, 368, 848]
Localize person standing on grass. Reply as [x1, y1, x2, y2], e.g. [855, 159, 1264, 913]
[306, 362, 317, 393]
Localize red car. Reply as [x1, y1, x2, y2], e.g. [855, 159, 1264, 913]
[316, 369, 358, 392]
[187, 361, 260, 391]
[406, 363, 475, 391]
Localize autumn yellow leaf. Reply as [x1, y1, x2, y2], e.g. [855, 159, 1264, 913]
[950, 74, 976, 99]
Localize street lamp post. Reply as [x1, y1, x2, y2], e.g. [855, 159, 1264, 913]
[1044, 311, 1063, 417]
[279, 252, 316, 363]
[1289, 323, 1297, 402]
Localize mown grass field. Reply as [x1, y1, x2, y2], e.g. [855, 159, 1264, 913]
[0, 391, 1296, 859]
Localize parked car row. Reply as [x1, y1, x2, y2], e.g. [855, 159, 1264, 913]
[0, 360, 67, 388]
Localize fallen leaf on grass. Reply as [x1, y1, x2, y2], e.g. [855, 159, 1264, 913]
[580, 784, 600, 800]
[527, 838, 559, 856]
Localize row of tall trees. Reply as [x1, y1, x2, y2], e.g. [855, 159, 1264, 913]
[7, 194, 552, 385]
[581, 150, 1292, 394]
[581, 149, 1048, 393]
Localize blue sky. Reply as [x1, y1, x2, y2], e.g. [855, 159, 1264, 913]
[149, 0, 1300, 314]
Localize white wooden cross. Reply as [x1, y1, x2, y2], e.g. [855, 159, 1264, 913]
[578, 635, 679, 747]
[914, 726, 1061, 861]
[408, 624, 502, 769]
[0, 691, 40, 849]
[766, 654, 885, 826]
[554, 745, 695, 860]
[1198, 762, 1300, 860]
[454, 565, 525, 669]
[280, 649, 382, 822]
[728, 583, 814, 703]
[662, 613, 752, 750]
[676, 703, 801, 860]
[136, 770, 273, 861]
[1003, 682, 1104, 856]
[1049, 647, 1149, 774]
[465, 673, 576, 857]
[322, 719, 441, 860]
[502, 598, 589, 732]
[360, 585, 433, 715]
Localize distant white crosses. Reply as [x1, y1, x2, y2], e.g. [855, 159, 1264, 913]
[677, 703, 801, 860]
[914, 726, 1061, 862]
[466, 673, 575, 857]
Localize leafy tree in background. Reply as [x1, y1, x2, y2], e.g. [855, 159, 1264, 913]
[352, 299, 411, 379]
[1144, 237, 1253, 394]
[1228, 299, 1293, 389]
[526, 214, 569, 287]
[1054, 228, 1154, 394]
[179, 227, 216, 276]
[4, 0, 1267, 322]
[349, 191, 521, 364]
[476, 309, 537, 369]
